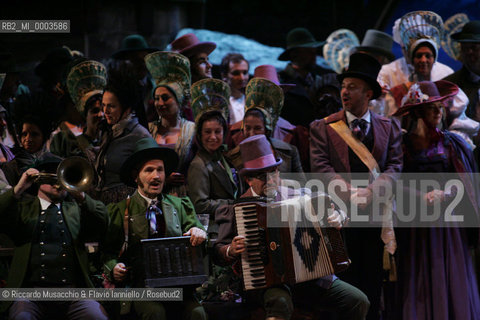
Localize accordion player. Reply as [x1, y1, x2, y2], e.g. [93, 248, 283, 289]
[233, 192, 350, 291]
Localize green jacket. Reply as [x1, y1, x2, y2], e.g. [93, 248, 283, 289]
[103, 190, 205, 285]
[0, 189, 109, 311]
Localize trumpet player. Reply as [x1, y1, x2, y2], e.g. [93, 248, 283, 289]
[0, 153, 109, 319]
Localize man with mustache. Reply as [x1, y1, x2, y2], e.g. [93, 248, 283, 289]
[214, 134, 369, 320]
[103, 137, 207, 320]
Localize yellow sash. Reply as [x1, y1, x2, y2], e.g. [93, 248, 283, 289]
[329, 120, 397, 281]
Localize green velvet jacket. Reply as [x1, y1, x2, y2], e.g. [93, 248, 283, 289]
[103, 190, 204, 286]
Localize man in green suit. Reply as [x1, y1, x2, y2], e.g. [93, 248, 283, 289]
[103, 137, 207, 320]
[0, 153, 109, 319]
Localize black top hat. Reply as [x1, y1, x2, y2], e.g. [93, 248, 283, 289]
[111, 34, 158, 59]
[337, 52, 382, 99]
[120, 137, 179, 187]
[356, 29, 395, 62]
[451, 20, 480, 43]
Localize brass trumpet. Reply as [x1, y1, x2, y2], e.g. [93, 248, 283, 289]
[33, 156, 94, 192]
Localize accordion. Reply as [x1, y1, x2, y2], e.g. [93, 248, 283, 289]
[141, 236, 208, 287]
[234, 193, 350, 291]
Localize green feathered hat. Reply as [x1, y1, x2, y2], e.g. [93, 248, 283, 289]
[66, 60, 107, 113]
[144, 51, 191, 105]
[191, 78, 230, 123]
[245, 77, 284, 132]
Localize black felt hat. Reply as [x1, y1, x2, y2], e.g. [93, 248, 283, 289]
[337, 52, 382, 99]
[120, 137, 179, 187]
[451, 20, 480, 43]
[111, 34, 158, 59]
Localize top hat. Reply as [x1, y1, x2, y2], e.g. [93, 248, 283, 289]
[442, 13, 470, 60]
[191, 78, 230, 123]
[451, 20, 480, 43]
[253, 65, 295, 91]
[278, 28, 325, 61]
[393, 80, 459, 117]
[239, 134, 282, 176]
[245, 78, 284, 131]
[337, 52, 382, 99]
[34, 47, 73, 78]
[145, 51, 191, 105]
[66, 60, 107, 113]
[171, 33, 216, 58]
[120, 137, 179, 187]
[111, 34, 158, 59]
[356, 29, 395, 62]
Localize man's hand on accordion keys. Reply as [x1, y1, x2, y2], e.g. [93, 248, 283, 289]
[183, 227, 207, 246]
[227, 235, 246, 257]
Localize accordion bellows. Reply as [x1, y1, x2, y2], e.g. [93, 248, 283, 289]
[323, 29, 359, 74]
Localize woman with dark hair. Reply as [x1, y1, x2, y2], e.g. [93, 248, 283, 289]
[93, 61, 151, 204]
[187, 78, 238, 235]
[50, 60, 107, 158]
[145, 52, 195, 196]
[0, 111, 54, 193]
[392, 80, 480, 319]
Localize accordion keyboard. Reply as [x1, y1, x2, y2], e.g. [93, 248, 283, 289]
[234, 203, 267, 290]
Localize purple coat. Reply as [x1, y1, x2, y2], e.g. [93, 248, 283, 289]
[309, 110, 403, 200]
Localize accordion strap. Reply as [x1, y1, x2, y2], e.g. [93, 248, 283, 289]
[118, 196, 131, 258]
